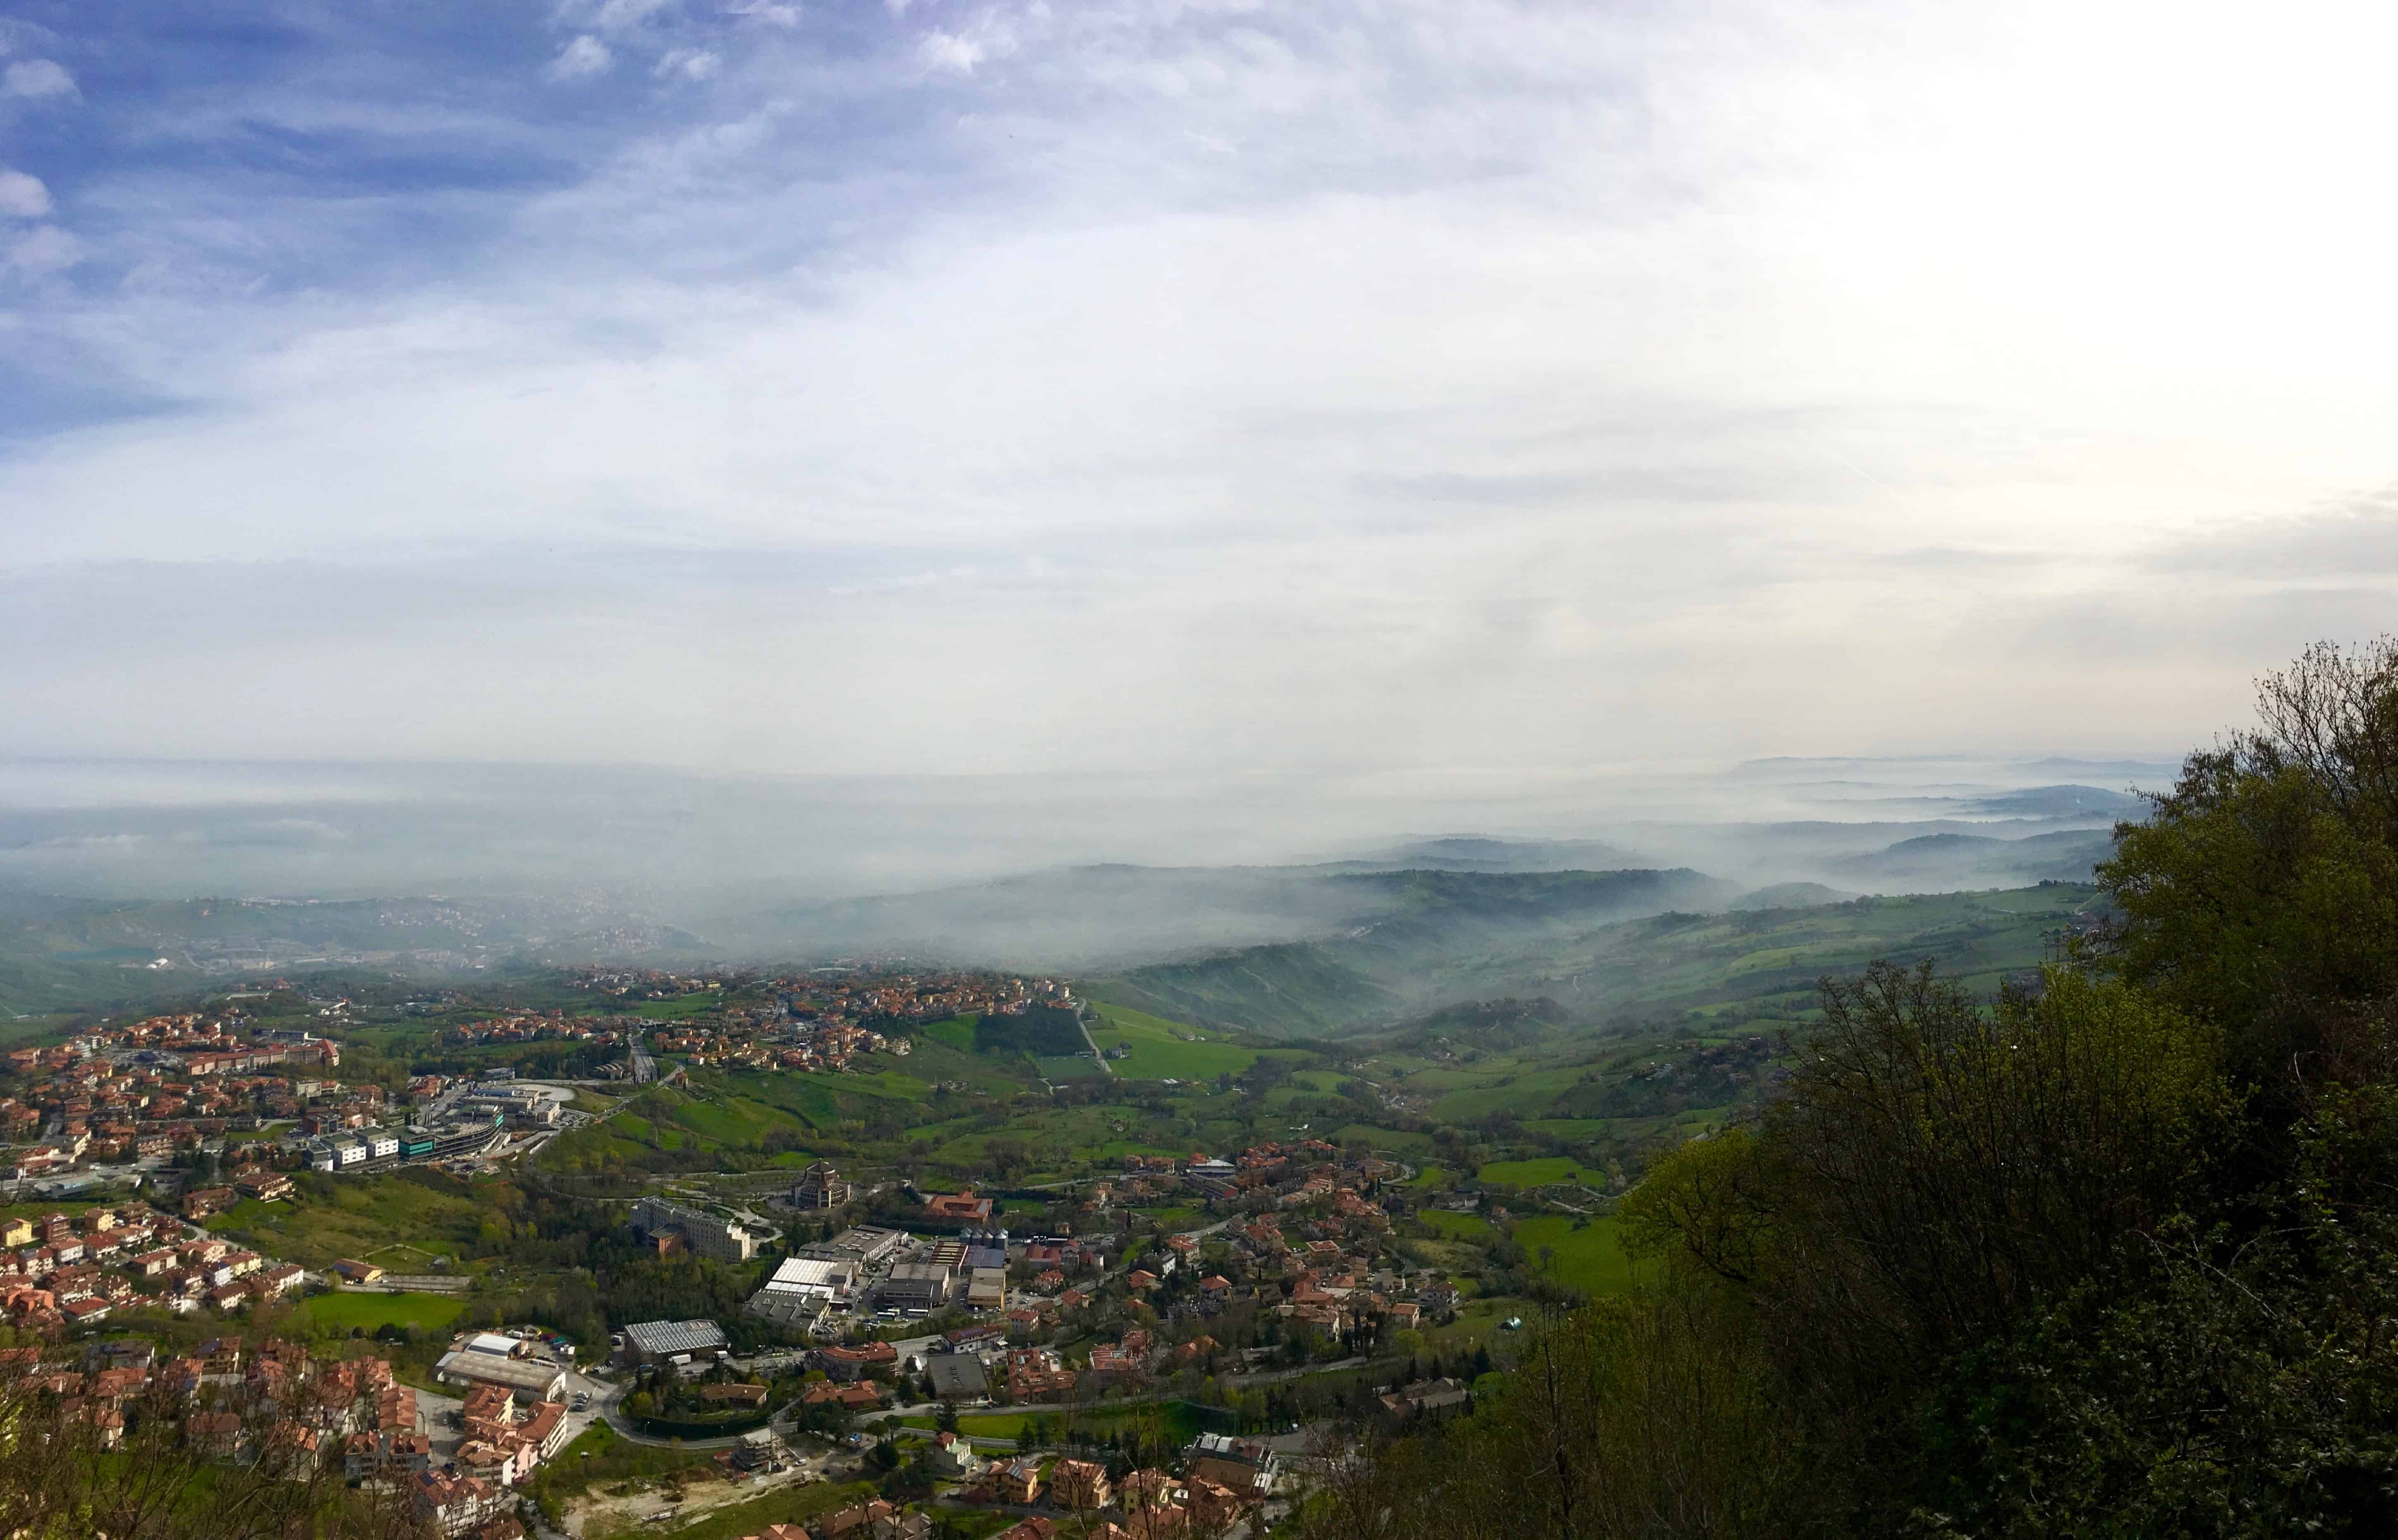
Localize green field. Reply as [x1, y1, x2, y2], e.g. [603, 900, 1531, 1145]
[1420, 1210, 1496, 1241]
[1513, 1215, 1647, 1295]
[1333, 1123, 1434, 1154]
[918, 1014, 979, 1052]
[299, 1291, 469, 1334]
[1478, 1157, 1608, 1188]
[1084, 1002, 1269, 1081]
[213, 1172, 501, 1270]
[1429, 1067, 1592, 1122]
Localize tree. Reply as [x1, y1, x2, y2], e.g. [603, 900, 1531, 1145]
[2100, 636, 2398, 1094]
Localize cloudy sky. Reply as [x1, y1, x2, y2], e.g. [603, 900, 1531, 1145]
[5, 0, 2396, 783]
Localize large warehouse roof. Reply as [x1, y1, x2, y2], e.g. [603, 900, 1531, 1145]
[433, 1351, 565, 1399]
[624, 1319, 729, 1356]
[761, 1257, 856, 1295]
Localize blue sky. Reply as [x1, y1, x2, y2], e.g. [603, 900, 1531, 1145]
[5, 1, 2398, 782]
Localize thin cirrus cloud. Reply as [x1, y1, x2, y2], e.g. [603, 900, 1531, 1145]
[2, 0, 2397, 782]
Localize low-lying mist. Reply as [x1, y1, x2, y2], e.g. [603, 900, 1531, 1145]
[0, 753, 2169, 974]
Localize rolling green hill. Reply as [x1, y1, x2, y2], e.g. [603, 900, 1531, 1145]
[1102, 880, 2099, 1042]
[1100, 867, 1738, 1036]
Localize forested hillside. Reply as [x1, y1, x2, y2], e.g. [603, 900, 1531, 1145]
[1297, 638, 2398, 1539]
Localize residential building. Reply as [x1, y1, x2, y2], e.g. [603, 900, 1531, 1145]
[1183, 1433, 1282, 1498]
[814, 1340, 897, 1382]
[919, 1190, 993, 1225]
[926, 1430, 983, 1479]
[1049, 1459, 1112, 1510]
[409, 1472, 507, 1536]
[631, 1198, 761, 1263]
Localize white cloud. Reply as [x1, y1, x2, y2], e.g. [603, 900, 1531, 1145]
[0, 168, 48, 218]
[7, 224, 78, 272]
[1, 58, 75, 100]
[8, 0, 2398, 777]
[915, 11, 1022, 74]
[546, 34, 615, 81]
[916, 30, 983, 71]
[655, 48, 721, 82]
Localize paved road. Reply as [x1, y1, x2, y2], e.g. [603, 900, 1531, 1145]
[1075, 1014, 1114, 1077]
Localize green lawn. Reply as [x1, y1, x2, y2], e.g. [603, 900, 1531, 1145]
[299, 1291, 469, 1334]
[1513, 1215, 1648, 1295]
[919, 1015, 978, 1052]
[1335, 1124, 1434, 1154]
[1419, 1211, 1496, 1241]
[1478, 1157, 1608, 1188]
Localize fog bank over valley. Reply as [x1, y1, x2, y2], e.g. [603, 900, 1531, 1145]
[0, 753, 2161, 1005]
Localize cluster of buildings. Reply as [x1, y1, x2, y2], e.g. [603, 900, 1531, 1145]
[1162, 1196, 1461, 1345]
[920, 1432, 1278, 1538]
[0, 1012, 556, 1195]
[0, 1200, 307, 1331]
[1141, 1139, 1402, 1208]
[1, 1026, 373, 1180]
[715, 1432, 1277, 1540]
[645, 1016, 907, 1076]
[0, 1334, 451, 1487]
[743, 1221, 1022, 1333]
[562, 968, 1078, 1078]
[294, 1115, 512, 1175]
[439, 1011, 626, 1048]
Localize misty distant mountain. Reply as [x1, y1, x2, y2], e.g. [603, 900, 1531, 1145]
[1730, 881, 1860, 911]
[725, 862, 1731, 972]
[1317, 836, 1650, 873]
[723, 865, 1356, 968]
[1831, 828, 2117, 889]
[1098, 867, 1738, 1035]
[0, 891, 706, 1017]
[1955, 784, 2145, 818]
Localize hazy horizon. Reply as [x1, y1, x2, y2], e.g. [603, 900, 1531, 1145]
[6, 2, 2398, 796]
[0, 751, 2172, 912]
